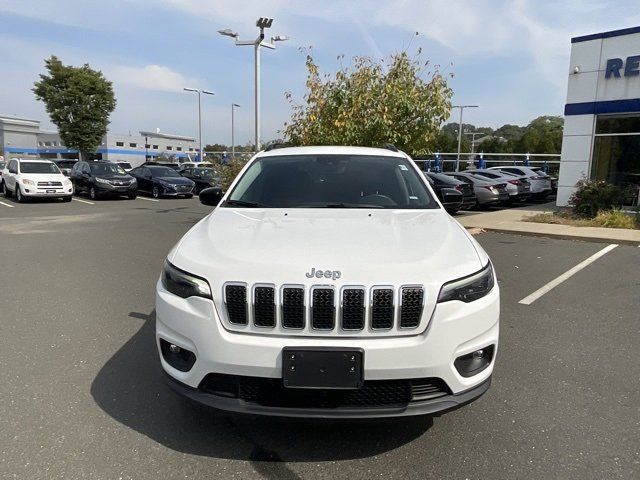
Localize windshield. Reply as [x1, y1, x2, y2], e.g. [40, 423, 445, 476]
[20, 162, 61, 174]
[151, 167, 182, 178]
[226, 154, 437, 209]
[90, 163, 127, 176]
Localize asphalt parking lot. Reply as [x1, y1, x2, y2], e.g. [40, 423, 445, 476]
[1, 196, 639, 480]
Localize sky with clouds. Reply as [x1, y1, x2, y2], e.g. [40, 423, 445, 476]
[1, 0, 639, 146]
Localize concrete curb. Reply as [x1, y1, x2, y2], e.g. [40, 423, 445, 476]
[466, 225, 640, 246]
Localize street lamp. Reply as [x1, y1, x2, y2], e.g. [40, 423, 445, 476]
[452, 105, 478, 171]
[231, 103, 240, 159]
[184, 87, 215, 162]
[218, 17, 288, 152]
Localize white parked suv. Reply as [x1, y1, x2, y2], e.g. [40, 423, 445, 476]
[2, 158, 73, 202]
[156, 146, 499, 418]
[487, 166, 552, 198]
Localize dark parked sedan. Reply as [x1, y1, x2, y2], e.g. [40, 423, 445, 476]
[180, 167, 220, 193]
[70, 161, 137, 200]
[424, 172, 476, 211]
[129, 165, 195, 198]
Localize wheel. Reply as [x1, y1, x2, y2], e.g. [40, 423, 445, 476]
[62, 196, 72, 202]
[15, 185, 24, 203]
[1, 182, 10, 198]
[90, 187, 98, 200]
[128, 193, 137, 200]
[185, 194, 193, 199]
[152, 186, 160, 199]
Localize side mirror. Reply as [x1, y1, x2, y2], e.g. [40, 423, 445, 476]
[440, 188, 463, 208]
[199, 187, 224, 206]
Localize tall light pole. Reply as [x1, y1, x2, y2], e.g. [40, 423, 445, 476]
[464, 131, 483, 154]
[452, 105, 478, 171]
[219, 18, 289, 152]
[184, 87, 215, 162]
[231, 103, 240, 158]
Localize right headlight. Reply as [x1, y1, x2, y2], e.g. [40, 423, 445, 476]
[161, 260, 212, 299]
[437, 262, 495, 303]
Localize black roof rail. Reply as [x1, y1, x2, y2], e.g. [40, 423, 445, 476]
[382, 143, 399, 152]
[264, 142, 290, 152]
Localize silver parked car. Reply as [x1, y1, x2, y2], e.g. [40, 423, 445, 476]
[465, 169, 531, 202]
[446, 172, 510, 208]
[487, 166, 552, 198]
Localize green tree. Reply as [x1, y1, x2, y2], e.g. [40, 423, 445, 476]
[33, 55, 116, 160]
[283, 49, 453, 156]
[515, 116, 563, 154]
[477, 136, 512, 153]
[494, 124, 526, 142]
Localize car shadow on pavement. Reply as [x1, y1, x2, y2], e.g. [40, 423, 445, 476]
[90, 311, 432, 465]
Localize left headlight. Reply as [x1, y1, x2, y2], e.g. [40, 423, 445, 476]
[437, 262, 495, 303]
[161, 260, 212, 300]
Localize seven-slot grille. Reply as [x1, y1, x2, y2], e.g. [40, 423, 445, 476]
[223, 284, 426, 335]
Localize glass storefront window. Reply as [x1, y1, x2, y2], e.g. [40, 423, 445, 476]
[595, 113, 640, 134]
[592, 114, 640, 205]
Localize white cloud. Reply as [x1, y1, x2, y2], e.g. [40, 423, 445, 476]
[109, 64, 200, 93]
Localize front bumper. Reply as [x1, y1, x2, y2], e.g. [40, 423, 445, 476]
[156, 281, 499, 417]
[95, 182, 137, 195]
[23, 187, 73, 197]
[164, 371, 492, 418]
[161, 184, 194, 196]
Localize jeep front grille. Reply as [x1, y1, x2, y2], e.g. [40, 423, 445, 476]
[371, 288, 394, 329]
[311, 288, 335, 330]
[224, 284, 248, 325]
[400, 287, 424, 328]
[221, 283, 427, 337]
[253, 286, 275, 327]
[341, 288, 365, 330]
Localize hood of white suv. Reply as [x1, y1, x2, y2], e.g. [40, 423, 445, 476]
[170, 208, 486, 289]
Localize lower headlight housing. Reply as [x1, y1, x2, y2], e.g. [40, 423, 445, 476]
[437, 262, 495, 303]
[161, 260, 212, 299]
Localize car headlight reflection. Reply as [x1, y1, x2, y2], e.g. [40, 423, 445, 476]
[161, 260, 212, 299]
[437, 263, 495, 303]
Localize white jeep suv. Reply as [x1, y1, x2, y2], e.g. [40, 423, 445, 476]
[2, 158, 73, 202]
[156, 146, 499, 418]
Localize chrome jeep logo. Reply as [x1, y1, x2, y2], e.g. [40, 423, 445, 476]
[305, 268, 341, 281]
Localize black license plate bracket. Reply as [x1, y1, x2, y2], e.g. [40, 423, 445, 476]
[282, 347, 364, 389]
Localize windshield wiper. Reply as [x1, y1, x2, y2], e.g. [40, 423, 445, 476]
[223, 199, 265, 208]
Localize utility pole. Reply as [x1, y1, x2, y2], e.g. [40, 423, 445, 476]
[452, 105, 478, 171]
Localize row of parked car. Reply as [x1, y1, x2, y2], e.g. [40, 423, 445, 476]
[424, 165, 556, 214]
[0, 158, 220, 202]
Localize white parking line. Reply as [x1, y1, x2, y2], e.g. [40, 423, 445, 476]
[136, 197, 159, 202]
[518, 244, 618, 305]
[0, 200, 15, 208]
[72, 197, 95, 205]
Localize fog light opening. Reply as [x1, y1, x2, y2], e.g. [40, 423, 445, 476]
[454, 345, 495, 378]
[159, 338, 196, 372]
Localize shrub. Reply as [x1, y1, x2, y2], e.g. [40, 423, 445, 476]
[219, 157, 247, 191]
[590, 210, 637, 229]
[568, 178, 630, 218]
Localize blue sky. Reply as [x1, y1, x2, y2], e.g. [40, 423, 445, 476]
[1, 0, 639, 146]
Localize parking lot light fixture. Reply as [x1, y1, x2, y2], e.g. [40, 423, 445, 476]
[452, 105, 479, 172]
[183, 88, 215, 162]
[218, 17, 287, 152]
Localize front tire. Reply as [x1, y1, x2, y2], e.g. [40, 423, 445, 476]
[128, 193, 137, 200]
[1, 182, 10, 198]
[90, 187, 98, 200]
[152, 186, 160, 199]
[62, 196, 72, 202]
[15, 185, 24, 203]
[185, 194, 193, 199]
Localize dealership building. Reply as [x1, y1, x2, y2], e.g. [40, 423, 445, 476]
[0, 115, 199, 168]
[558, 26, 640, 206]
